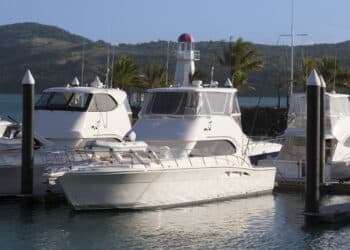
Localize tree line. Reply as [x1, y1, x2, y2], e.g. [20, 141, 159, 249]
[109, 38, 350, 93]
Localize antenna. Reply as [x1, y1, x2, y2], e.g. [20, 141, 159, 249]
[110, 46, 116, 88]
[81, 40, 86, 86]
[290, 0, 294, 96]
[105, 45, 110, 87]
[333, 56, 337, 92]
[165, 41, 170, 86]
[277, 0, 308, 97]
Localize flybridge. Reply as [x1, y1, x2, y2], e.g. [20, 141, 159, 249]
[141, 88, 240, 117]
[34, 77, 132, 147]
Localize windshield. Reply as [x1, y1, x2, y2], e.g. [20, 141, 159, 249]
[143, 92, 199, 115]
[35, 92, 91, 111]
[142, 91, 239, 116]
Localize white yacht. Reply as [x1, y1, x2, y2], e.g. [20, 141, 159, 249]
[260, 91, 350, 181]
[52, 33, 276, 210]
[0, 77, 133, 195]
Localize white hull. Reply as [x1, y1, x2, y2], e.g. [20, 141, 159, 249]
[60, 166, 276, 210]
[259, 159, 350, 182]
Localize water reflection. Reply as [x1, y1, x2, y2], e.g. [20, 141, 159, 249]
[1, 194, 350, 249]
[65, 195, 276, 249]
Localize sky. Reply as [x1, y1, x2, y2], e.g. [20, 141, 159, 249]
[1, 0, 350, 45]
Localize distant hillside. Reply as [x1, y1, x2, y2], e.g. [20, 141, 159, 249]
[1, 22, 350, 95]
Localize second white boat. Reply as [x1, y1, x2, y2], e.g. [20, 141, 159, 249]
[53, 33, 276, 210]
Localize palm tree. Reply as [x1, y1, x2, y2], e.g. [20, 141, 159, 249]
[217, 38, 263, 90]
[294, 56, 350, 92]
[143, 63, 166, 88]
[335, 68, 350, 90]
[317, 56, 338, 87]
[295, 57, 317, 90]
[112, 55, 144, 89]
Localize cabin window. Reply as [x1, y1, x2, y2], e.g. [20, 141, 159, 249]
[68, 93, 89, 109]
[36, 93, 51, 107]
[190, 140, 236, 157]
[143, 92, 199, 115]
[49, 92, 72, 107]
[35, 92, 91, 111]
[199, 92, 233, 115]
[206, 93, 228, 114]
[147, 92, 187, 114]
[88, 94, 118, 112]
[142, 91, 237, 116]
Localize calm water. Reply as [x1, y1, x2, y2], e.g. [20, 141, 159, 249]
[0, 94, 23, 121]
[1, 193, 350, 249]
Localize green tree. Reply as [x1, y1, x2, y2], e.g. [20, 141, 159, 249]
[112, 55, 144, 89]
[294, 56, 350, 92]
[143, 63, 166, 88]
[295, 57, 317, 90]
[217, 38, 263, 90]
[335, 68, 350, 90]
[317, 56, 338, 86]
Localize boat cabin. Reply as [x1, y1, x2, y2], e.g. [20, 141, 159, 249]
[141, 87, 240, 118]
[128, 32, 275, 160]
[274, 92, 350, 179]
[130, 86, 247, 158]
[35, 85, 132, 148]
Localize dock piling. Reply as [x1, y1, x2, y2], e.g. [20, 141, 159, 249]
[305, 69, 321, 214]
[319, 76, 326, 184]
[21, 69, 35, 195]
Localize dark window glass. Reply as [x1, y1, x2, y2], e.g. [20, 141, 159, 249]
[35, 92, 91, 111]
[35, 93, 51, 108]
[68, 93, 89, 109]
[143, 92, 200, 115]
[150, 92, 187, 114]
[190, 140, 236, 157]
[88, 94, 118, 112]
[49, 92, 72, 107]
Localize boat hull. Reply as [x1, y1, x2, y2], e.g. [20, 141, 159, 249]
[60, 166, 276, 210]
[259, 159, 350, 182]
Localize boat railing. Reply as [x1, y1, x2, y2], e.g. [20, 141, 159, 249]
[159, 148, 252, 170]
[0, 144, 255, 173]
[45, 148, 92, 165]
[43, 145, 253, 174]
